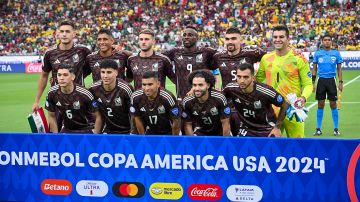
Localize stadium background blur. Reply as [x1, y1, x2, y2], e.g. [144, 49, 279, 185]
[0, 0, 359, 55]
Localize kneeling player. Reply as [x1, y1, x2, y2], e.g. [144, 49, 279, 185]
[130, 71, 180, 135]
[182, 70, 231, 136]
[89, 59, 134, 134]
[223, 63, 289, 137]
[45, 65, 102, 133]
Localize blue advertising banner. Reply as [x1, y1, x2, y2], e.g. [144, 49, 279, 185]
[0, 133, 359, 202]
[0, 63, 25, 73]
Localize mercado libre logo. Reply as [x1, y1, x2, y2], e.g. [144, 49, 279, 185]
[149, 182, 183, 200]
[112, 182, 145, 198]
[41, 179, 72, 196]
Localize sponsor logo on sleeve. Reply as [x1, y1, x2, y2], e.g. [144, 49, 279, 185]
[149, 182, 183, 200]
[112, 182, 145, 198]
[41, 179, 72, 196]
[226, 185, 263, 202]
[171, 107, 179, 116]
[224, 107, 231, 115]
[187, 184, 222, 200]
[76, 180, 108, 197]
[277, 95, 283, 103]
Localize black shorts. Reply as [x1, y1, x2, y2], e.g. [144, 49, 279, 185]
[316, 77, 338, 101]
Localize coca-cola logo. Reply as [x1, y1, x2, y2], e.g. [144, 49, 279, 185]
[25, 62, 42, 73]
[187, 184, 222, 200]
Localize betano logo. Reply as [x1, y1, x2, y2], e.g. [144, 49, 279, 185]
[149, 182, 183, 200]
[187, 184, 222, 200]
[41, 179, 72, 196]
[112, 182, 145, 198]
[76, 180, 108, 197]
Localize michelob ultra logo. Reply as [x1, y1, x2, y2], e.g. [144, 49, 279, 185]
[149, 182, 183, 200]
[112, 182, 145, 198]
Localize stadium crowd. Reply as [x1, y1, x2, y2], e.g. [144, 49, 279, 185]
[0, 0, 359, 55]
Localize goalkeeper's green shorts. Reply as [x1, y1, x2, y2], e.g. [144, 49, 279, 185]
[274, 106, 305, 138]
[281, 116, 305, 138]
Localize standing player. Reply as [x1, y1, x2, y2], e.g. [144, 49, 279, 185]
[45, 65, 102, 133]
[85, 28, 128, 82]
[312, 34, 343, 136]
[130, 71, 180, 135]
[126, 29, 175, 90]
[256, 25, 313, 138]
[89, 59, 134, 134]
[32, 20, 91, 112]
[163, 26, 218, 99]
[223, 63, 289, 137]
[182, 70, 231, 136]
[212, 27, 266, 135]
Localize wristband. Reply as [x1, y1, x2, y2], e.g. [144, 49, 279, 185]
[312, 75, 316, 83]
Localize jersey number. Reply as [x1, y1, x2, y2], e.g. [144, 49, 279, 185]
[107, 108, 113, 117]
[66, 110, 73, 119]
[187, 64, 192, 73]
[243, 109, 255, 118]
[202, 117, 212, 125]
[231, 70, 237, 81]
[149, 115, 158, 125]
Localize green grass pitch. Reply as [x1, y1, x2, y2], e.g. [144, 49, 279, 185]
[0, 71, 359, 139]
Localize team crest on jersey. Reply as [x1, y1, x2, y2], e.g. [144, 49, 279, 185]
[210, 107, 218, 115]
[115, 97, 122, 106]
[319, 58, 324, 63]
[254, 100, 262, 109]
[221, 62, 226, 67]
[73, 54, 79, 63]
[73, 101, 80, 109]
[157, 105, 165, 114]
[152, 63, 159, 71]
[331, 56, 336, 63]
[94, 62, 100, 67]
[196, 54, 203, 63]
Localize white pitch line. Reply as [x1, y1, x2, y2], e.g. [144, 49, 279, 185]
[307, 75, 360, 110]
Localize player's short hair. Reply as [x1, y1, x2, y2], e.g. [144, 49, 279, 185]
[185, 25, 198, 33]
[139, 28, 155, 37]
[187, 69, 215, 89]
[99, 59, 118, 70]
[226, 27, 241, 35]
[58, 63, 74, 74]
[236, 62, 255, 75]
[142, 71, 158, 80]
[59, 20, 75, 30]
[272, 24, 289, 38]
[98, 28, 113, 38]
[322, 34, 332, 40]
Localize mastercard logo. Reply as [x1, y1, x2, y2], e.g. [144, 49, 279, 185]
[112, 182, 145, 198]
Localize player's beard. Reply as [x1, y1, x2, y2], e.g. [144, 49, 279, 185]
[227, 44, 236, 52]
[194, 89, 207, 98]
[141, 45, 152, 52]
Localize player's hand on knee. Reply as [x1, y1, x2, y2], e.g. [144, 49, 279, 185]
[269, 127, 281, 137]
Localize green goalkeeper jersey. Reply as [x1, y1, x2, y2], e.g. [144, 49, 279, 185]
[256, 49, 313, 101]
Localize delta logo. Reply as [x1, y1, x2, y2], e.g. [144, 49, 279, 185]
[149, 182, 183, 200]
[187, 184, 222, 200]
[112, 182, 145, 198]
[41, 179, 72, 196]
[76, 180, 108, 197]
